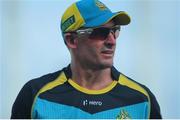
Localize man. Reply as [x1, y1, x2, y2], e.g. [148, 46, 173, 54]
[11, 0, 162, 119]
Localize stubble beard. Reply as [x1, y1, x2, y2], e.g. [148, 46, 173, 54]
[83, 57, 114, 71]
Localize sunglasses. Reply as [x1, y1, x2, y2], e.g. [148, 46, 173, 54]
[65, 25, 120, 39]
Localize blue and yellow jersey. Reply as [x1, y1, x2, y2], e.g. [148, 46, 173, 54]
[11, 65, 161, 119]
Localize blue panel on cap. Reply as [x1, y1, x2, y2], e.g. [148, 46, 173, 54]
[76, 0, 113, 27]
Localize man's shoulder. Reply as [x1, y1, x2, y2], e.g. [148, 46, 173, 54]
[118, 73, 153, 98]
[119, 73, 146, 88]
[112, 66, 148, 88]
[20, 69, 65, 96]
[26, 69, 63, 90]
[22, 65, 71, 94]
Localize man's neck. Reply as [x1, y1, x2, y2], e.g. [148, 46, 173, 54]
[70, 64, 113, 90]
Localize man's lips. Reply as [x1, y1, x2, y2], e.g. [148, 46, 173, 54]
[101, 50, 114, 58]
[101, 50, 114, 54]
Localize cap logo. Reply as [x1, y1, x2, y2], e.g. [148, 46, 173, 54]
[61, 15, 75, 32]
[95, 0, 107, 10]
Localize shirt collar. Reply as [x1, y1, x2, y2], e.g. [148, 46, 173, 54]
[63, 64, 120, 81]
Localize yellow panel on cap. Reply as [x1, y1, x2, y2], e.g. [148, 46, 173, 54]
[61, 3, 85, 32]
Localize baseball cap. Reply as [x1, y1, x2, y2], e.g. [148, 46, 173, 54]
[61, 0, 131, 32]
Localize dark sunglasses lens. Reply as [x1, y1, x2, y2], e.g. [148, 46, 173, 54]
[89, 28, 110, 39]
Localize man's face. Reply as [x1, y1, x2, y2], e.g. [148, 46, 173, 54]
[74, 21, 119, 70]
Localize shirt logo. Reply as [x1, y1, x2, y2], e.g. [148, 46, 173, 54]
[83, 100, 88, 106]
[116, 109, 131, 119]
[82, 99, 102, 106]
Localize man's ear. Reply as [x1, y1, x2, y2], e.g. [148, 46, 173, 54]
[64, 33, 77, 48]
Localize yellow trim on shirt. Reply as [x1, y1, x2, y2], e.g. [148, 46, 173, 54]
[68, 79, 117, 95]
[118, 75, 148, 96]
[37, 72, 67, 94]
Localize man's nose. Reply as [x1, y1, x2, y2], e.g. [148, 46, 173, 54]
[105, 31, 116, 45]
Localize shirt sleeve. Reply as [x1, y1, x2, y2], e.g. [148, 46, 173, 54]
[11, 81, 35, 119]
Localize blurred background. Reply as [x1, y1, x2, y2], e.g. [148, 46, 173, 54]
[0, 0, 179, 118]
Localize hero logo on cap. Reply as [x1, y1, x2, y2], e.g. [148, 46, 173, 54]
[61, 15, 75, 32]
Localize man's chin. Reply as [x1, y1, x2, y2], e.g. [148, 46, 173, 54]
[97, 62, 113, 70]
